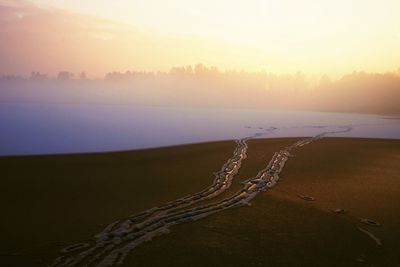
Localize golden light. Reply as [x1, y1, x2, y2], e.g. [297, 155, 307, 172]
[5, 0, 400, 76]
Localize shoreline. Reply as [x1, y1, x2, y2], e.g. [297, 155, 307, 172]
[1, 136, 400, 158]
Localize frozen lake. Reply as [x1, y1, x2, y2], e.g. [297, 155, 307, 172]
[0, 103, 399, 155]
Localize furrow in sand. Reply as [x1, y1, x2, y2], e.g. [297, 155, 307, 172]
[51, 126, 352, 267]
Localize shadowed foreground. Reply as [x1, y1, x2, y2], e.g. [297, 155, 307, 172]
[1, 138, 399, 266]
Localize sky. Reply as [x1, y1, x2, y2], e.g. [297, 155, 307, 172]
[1, 0, 400, 77]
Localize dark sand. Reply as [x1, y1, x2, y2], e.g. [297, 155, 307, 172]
[1, 138, 399, 266]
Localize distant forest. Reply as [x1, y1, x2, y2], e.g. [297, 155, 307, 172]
[1, 65, 400, 115]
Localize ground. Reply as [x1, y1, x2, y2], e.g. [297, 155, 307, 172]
[1, 138, 399, 266]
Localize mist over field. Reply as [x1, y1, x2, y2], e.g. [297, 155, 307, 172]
[1, 0, 399, 115]
[1, 67, 400, 115]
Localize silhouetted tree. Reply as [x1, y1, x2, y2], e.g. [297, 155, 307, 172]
[79, 72, 87, 80]
[57, 71, 74, 80]
[30, 72, 48, 81]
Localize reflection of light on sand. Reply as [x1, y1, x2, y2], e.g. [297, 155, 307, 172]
[52, 126, 354, 267]
[358, 227, 383, 247]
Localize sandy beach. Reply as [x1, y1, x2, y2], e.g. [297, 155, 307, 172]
[1, 137, 399, 266]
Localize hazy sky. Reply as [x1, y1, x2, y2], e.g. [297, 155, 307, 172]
[1, 0, 399, 77]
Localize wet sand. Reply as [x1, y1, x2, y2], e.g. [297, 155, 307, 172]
[1, 138, 399, 266]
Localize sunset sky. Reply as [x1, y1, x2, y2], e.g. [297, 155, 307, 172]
[1, 0, 399, 77]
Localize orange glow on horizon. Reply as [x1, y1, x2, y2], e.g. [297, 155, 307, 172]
[1, 0, 399, 77]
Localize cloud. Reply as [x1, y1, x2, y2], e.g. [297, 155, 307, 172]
[0, 1, 280, 76]
[0, 0, 128, 36]
[0, 1, 145, 75]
